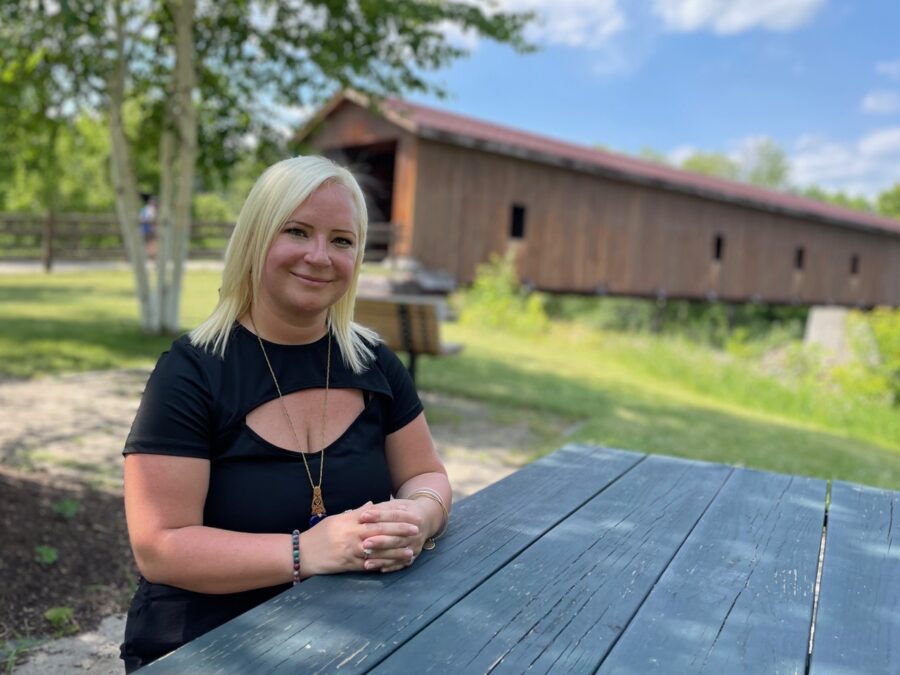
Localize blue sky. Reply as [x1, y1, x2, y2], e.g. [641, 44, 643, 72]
[402, 0, 900, 198]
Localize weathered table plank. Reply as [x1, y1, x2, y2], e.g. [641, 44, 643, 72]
[371, 455, 732, 674]
[597, 469, 826, 674]
[809, 481, 900, 675]
[141, 445, 643, 674]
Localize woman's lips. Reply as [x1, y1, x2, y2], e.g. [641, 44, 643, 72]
[291, 272, 329, 286]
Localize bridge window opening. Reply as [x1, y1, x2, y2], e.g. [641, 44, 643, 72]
[794, 247, 805, 271]
[510, 204, 526, 239]
[850, 254, 860, 277]
[713, 234, 724, 262]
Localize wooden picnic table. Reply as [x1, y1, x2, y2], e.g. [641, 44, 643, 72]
[141, 445, 899, 674]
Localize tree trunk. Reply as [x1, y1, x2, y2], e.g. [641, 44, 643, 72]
[41, 211, 54, 272]
[40, 114, 61, 273]
[156, 97, 177, 330]
[109, 0, 156, 331]
[163, 0, 198, 333]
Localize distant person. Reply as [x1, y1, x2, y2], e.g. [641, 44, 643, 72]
[119, 156, 452, 672]
[139, 195, 157, 258]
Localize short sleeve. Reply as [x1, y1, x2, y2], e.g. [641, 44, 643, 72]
[124, 338, 216, 459]
[377, 343, 424, 434]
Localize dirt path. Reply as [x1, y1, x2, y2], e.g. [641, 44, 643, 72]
[2, 368, 544, 673]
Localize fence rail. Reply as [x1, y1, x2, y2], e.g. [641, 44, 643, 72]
[0, 213, 393, 267]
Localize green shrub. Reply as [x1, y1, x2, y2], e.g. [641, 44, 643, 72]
[864, 307, 900, 404]
[544, 295, 658, 332]
[544, 295, 805, 349]
[454, 252, 549, 335]
[43, 607, 78, 636]
[34, 545, 59, 566]
[193, 192, 237, 221]
[51, 498, 81, 520]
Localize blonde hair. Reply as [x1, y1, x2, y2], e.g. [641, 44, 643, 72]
[189, 155, 378, 373]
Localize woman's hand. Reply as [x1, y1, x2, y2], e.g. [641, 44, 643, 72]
[299, 502, 421, 576]
[359, 499, 431, 573]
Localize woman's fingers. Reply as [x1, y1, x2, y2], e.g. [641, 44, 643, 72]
[362, 534, 414, 551]
[358, 507, 422, 527]
[363, 547, 415, 571]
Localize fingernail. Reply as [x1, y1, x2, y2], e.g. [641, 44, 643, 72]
[363, 540, 374, 548]
[364, 561, 374, 570]
[409, 526, 419, 535]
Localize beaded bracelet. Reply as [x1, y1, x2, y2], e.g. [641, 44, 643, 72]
[407, 488, 449, 550]
[291, 529, 301, 585]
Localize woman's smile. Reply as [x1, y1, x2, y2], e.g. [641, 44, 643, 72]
[291, 272, 331, 287]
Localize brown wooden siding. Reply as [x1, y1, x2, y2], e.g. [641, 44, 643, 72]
[412, 138, 899, 306]
[305, 104, 899, 307]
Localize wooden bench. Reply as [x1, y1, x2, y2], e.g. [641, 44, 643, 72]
[354, 294, 462, 382]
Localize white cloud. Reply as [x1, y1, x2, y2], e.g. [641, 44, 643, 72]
[652, 0, 825, 34]
[444, 0, 626, 51]
[507, 0, 626, 49]
[791, 127, 900, 197]
[876, 59, 900, 80]
[438, 20, 482, 51]
[861, 91, 900, 115]
[731, 134, 773, 164]
[667, 144, 700, 165]
[858, 128, 900, 156]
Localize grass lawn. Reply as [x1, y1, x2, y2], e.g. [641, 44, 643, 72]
[0, 269, 221, 377]
[421, 324, 900, 490]
[2, 268, 899, 489]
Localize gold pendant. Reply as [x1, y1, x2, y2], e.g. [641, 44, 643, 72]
[311, 486, 326, 517]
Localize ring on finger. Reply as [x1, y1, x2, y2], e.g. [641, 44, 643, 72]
[363, 548, 372, 560]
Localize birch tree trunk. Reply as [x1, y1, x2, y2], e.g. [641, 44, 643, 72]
[108, 0, 156, 331]
[162, 0, 198, 332]
[156, 97, 177, 330]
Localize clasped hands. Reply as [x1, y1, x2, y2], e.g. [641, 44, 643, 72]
[301, 499, 429, 576]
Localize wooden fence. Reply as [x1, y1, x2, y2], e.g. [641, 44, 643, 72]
[0, 213, 393, 267]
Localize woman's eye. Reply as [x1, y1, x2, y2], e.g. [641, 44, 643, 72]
[286, 228, 308, 238]
[333, 237, 355, 248]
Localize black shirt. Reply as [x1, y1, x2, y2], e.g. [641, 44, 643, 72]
[120, 324, 423, 666]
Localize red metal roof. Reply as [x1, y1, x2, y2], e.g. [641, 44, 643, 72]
[379, 96, 900, 237]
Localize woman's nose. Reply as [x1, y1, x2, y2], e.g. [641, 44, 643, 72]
[304, 235, 330, 265]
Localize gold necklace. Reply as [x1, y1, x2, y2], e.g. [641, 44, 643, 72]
[251, 317, 331, 526]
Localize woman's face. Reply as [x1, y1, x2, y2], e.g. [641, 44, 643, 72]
[259, 182, 360, 323]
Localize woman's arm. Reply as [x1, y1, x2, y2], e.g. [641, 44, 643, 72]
[389, 412, 452, 521]
[361, 412, 452, 572]
[124, 454, 419, 593]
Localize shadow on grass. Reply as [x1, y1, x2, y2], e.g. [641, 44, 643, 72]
[0, 282, 135, 304]
[0, 316, 176, 379]
[419, 353, 900, 491]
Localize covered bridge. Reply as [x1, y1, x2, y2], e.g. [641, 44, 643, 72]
[298, 90, 900, 308]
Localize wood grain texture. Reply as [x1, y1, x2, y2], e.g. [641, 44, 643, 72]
[597, 469, 826, 675]
[371, 455, 732, 674]
[809, 481, 900, 675]
[139, 445, 643, 674]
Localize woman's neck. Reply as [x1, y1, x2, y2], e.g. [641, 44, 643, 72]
[242, 304, 328, 345]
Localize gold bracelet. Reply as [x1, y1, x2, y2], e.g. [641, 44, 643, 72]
[407, 489, 449, 548]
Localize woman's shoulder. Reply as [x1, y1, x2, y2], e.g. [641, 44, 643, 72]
[155, 331, 239, 388]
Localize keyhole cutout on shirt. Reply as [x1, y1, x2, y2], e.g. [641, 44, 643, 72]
[245, 388, 365, 453]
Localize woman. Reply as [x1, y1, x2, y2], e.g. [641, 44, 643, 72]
[120, 156, 451, 671]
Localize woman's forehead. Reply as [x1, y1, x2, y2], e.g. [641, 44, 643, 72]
[288, 182, 359, 230]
